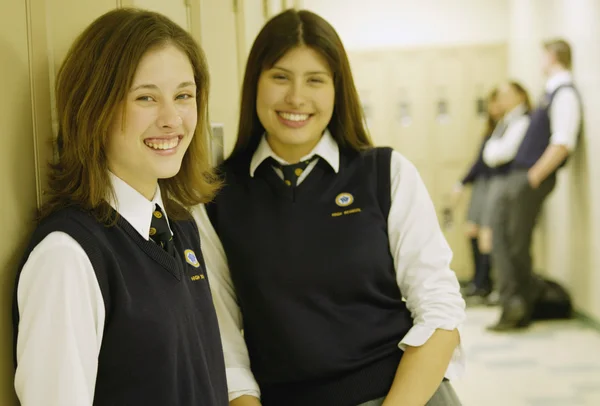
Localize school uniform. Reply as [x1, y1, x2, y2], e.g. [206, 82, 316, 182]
[481, 102, 531, 228]
[12, 173, 228, 406]
[460, 134, 492, 226]
[458, 133, 493, 297]
[194, 131, 465, 406]
[490, 71, 582, 329]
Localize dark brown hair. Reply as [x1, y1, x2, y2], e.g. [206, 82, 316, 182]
[544, 38, 572, 70]
[508, 81, 532, 113]
[485, 88, 499, 136]
[42, 8, 219, 222]
[230, 9, 373, 159]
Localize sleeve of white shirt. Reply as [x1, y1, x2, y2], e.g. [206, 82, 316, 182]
[192, 205, 261, 401]
[549, 87, 581, 151]
[15, 232, 105, 406]
[482, 116, 530, 167]
[387, 151, 467, 380]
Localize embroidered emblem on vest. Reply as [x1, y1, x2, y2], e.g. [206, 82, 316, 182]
[335, 193, 354, 207]
[184, 249, 200, 268]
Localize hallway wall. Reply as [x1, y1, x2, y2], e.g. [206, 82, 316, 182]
[302, 0, 509, 50]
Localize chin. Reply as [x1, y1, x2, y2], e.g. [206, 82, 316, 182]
[156, 165, 184, 181]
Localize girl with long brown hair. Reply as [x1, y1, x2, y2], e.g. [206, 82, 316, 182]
[195, 9, 464, 406]
[12, 8, 227, 406]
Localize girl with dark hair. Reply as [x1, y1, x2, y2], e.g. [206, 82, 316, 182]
[196, 9, 464, 406]
[451, 89, 504, 299]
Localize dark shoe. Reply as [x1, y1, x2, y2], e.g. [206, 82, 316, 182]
[485, 291, 500, 306]
[486, 317, 530, 332]
[486, 297, 530, 332]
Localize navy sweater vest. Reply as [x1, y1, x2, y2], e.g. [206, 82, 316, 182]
[206, 147, 414, 406]
[513, 84, 580, 170]
[489, 160, 513, 177]
[13, 206, 228, 406]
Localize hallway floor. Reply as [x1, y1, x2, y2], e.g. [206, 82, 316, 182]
[453, 307, 600, 406]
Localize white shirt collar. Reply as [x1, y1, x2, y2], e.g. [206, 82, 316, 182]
[546, 70, 573, 93]
[249, 129, 340, 176]
[107, 172, 171, 240]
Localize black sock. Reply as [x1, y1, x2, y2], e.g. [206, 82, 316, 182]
[476, 253, 492, 292]
[470, 237, 480, 286]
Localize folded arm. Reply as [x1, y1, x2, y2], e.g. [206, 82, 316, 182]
[385, 152, 467, 405]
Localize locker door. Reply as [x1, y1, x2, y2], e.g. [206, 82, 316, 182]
[235, 0, 267, 82]
[47, 0, 119, 73]
[432, 45, 507, 280]
[387, 50, 435, 195]
[429, 48, 472, 280]
[199, 0, 242, 157]
[266, 0, 284, 16]
[125, 0, 190, 31]
[0, 3, 37, 405]
[348, 52, 388, 148]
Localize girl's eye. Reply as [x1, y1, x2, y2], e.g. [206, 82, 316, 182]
[136, 96, 155, 102]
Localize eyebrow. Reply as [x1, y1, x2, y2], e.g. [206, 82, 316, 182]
[272, 66, 331, 76]
[130, 81, 196, 92]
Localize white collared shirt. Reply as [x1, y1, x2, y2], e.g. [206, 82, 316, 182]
[193, 131, 467, 401]
[545, 71, 581, 151]
[483, 103, 531, 167]
[14, 173, 170, 406]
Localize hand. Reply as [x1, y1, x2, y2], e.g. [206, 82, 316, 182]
[527, 170, 541, 189]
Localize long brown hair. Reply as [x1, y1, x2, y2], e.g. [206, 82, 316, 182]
[42, 8, 220, 222]
[230, 9, 372, 160]
[508, 81, 532, 113]
[485, 88, 499, 136]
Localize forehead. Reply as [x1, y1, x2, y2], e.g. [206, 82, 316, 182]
[273, 46, 331, 73]
[500, 83, 515, 94]
[132, 44, 194, 83]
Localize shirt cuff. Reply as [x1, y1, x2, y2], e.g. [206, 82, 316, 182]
[550, 132, 577, 152]
[226, 367, 261, 401]
[398, 324, 466, 381]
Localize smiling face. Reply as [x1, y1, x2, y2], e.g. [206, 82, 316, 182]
[256, 45, 335, 163]
[106, 44, 197, 199]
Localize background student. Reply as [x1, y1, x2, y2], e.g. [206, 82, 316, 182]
[451, 88, 503, 300]
[489, 39, 582, 331]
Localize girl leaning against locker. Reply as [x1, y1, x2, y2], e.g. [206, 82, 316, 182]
[12, 8, 228, 406]
[451, 88, 503, 301]
[195, 9, 466, 406]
